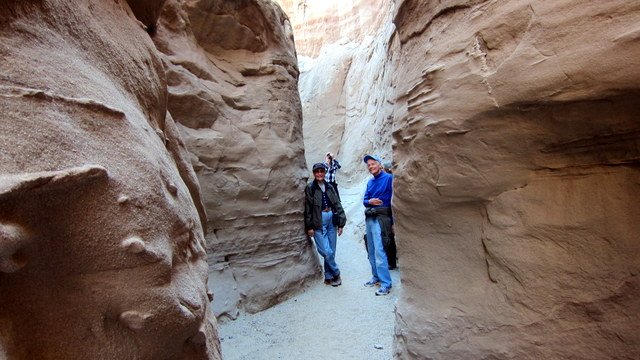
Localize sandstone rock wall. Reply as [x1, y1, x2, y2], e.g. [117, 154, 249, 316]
[298, 31, 398, 242]
[153, 0, 318, 318]
[273, 0, 389, 58]
[297, 22, 397, 183]
[274, 0, 397, 244]
[391, 0, 640, 358]
[0, 0, 220, 359]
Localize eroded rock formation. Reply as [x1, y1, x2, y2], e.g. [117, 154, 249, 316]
[153, 0, 317, 318]
[272, 1, 397, 246]
[392, 1, 640, 358]
[277, 0, 640, 358]
[274, 0, 395, 182]
[0, 0, 220, 358]
[275, 0, 389, 59]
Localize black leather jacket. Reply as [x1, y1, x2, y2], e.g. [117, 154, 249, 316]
[365, 206, 393, 247]
[304, 180, 347, 231]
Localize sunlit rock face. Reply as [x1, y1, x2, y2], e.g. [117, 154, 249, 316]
[392, 1, 640, 358]
[274, 0, 397, 226]
[153, 0, 317, 318]
[274, 0, 396, 171]
[0, 0, 220, 359]
[296, 21, 398, 241]
[297, 22, 397, 184]
[273, 0, 389, 58]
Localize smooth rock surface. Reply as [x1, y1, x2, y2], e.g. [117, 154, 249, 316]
[277, 0, 640, 358]
[153, 0, 318, 318]
[0, 0, 220, 359]
[391, 1, 640, 358]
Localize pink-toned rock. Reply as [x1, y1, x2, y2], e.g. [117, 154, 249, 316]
[274, 0, 390, 58]
[0, 1, 219, 359]
[392, 1, 640, 358]
[153, 0, 318, 318]
[274, 0, 398, 243]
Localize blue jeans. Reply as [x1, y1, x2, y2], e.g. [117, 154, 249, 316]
[313, 210, 340, 280]
[365, 217, 392, 288]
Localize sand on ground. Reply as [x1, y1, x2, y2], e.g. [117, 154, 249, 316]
[218, 211, 401, 360]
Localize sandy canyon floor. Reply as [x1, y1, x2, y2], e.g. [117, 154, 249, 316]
[218, 222, 401, 360]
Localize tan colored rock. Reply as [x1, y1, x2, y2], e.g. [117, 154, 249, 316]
[0, 1, 219, 359]
[392, 0, 640, 358]
[274, 0, 390, 58]
[281, 0, 397, 242]
[153, 0, 318, 318]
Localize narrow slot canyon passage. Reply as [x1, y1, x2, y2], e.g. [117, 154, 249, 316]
[2, 1, 639, 359]
[219, 1, 403, 357]
[218, 187, 402, 359]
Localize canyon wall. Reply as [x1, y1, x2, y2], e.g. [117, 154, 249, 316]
[274, 0, 395, 178]
[274, 0, 389, 58]
[392, 0, 640, 359]
[9, 0, 635, 358]
[153, 0, 317, 318]
[273, 0, 397, 240]
[296, 20, 397, 187]
[278, 0, 640, 358]
[0, 0, 220, 359]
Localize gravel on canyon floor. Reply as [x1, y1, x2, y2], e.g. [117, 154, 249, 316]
[218, 232, 401, 360]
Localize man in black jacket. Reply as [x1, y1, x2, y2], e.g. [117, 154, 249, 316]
[304, 162, 347, 286]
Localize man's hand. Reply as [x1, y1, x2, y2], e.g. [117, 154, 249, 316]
[369, 198, 383, 206]
[307, 229, 314, 237]
[337, 227, 343, 236]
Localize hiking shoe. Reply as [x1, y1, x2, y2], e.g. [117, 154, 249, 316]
[375, 287, 391, 296]
[364, 280, 380, 287]
[324, 278, 332, 285]
[330, 275, 342, 287]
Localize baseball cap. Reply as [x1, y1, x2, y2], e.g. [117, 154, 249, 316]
[312, 163, 328, 171]
[363, 154, 382, 164]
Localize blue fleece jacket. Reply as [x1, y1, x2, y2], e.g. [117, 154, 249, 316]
[363, 171, 393, 207]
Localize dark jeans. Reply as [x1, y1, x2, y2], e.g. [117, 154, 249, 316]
[328, 181, 340, 199]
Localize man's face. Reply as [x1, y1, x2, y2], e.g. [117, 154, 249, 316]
[367, 159, 382, 176]
[314, 169, 326, 181]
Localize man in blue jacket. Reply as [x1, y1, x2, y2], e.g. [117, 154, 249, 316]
[362, 154, 393, 295]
